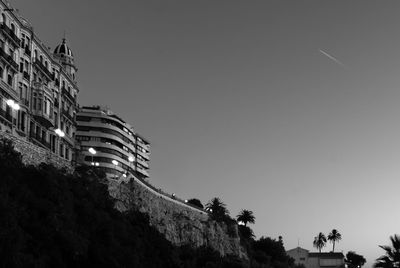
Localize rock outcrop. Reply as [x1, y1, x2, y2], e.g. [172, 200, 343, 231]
[108, 178, 248, 259]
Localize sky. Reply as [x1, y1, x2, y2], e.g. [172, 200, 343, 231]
[11, 0, 400, 266]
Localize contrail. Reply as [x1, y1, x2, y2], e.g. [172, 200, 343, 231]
[318, 49, 345, 67]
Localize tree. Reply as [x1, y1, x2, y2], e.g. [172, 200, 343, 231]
[313, 232, 327, 253]
[327, 229, 342, 252]
[236, 209, 255, 227]
[346, 251, 366, 268]
[374, 234, 400, 268]
[187, 198, 204, 209]
[205, 197, 229, 221]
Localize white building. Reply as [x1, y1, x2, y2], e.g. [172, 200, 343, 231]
[76, 106, 150, 179]
[287, 247, 345, 268]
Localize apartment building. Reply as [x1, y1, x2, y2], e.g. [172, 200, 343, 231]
[76, 106, 150, 179]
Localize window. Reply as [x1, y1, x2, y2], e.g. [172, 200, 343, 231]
[10, 23, 15, 34]
[7, 74, 12, 86]
[59, 144, 64, 157]
[1, 14, 5, 24]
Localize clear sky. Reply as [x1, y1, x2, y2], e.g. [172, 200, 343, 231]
[12, 0, 400, 266]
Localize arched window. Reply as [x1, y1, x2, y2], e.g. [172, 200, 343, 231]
[39, 55, 43, 63]
[45, 61, 48, 68]
[0, 67, 3, 80]
[34, 50, 38, 61]
[1, 14, 5, 24]
[10, 23, 15, 34]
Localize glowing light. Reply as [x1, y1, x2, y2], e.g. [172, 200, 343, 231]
[88, 147, 96, 155]
[6, 99, 20, 110]
[112, 160, 118, 166]
[55, 129, 65, 137]
[128, 156, 134, 162]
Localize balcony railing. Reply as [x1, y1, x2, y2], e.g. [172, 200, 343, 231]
[62, 108, 74, 122]
[0, 23, 20, 46]
[61, 87, 76, 103]
[33, 60, 53, 80]
[0, 47, 18, 70]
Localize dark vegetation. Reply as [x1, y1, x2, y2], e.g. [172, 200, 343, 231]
[346, 251, 366, 268]
[0, 138, 297, 267]
[374, 234, 400, 268]
[187, 198, 204, 209]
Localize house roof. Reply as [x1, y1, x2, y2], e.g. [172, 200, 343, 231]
[287, 247, 309, 253]
[308, 252, 345, 259]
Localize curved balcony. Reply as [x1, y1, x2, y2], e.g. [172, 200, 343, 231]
[32, 109, 54, 129]
[137, 158, 149, 169]
[77, 120, 136, 145]
[137, 148, 150, 160]
[76, 130, 136, 153]
[79, 140, 136, 156]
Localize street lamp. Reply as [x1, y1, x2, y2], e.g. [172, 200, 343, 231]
[6, 99, 20, 110]
[126, 155, 134, 177]
[6, 99, 20, 131]
[54, 128, 65, 137]
[88, 147, 96, 165]
[111, 160, 119, 179]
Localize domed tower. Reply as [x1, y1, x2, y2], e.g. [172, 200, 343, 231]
[53, 38, 77, 80]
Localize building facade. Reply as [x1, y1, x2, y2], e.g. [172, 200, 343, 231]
[287, 247, 345, 268]
[76, 106, 150, 179]
[0, 0, 79, 162]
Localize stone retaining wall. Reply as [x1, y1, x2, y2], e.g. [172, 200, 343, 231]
[0, 130, 73, 172]
[109, 178, 248, 259]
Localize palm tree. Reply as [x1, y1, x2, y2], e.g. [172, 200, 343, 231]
[374, 234, 400, 268]
[327, 229, 342, 252]
[205, 197, 228, 221]
[313, 232, 327, 253]
[236, 209, 255, 227]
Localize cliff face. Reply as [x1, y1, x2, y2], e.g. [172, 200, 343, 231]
[108, 179, 247, 259]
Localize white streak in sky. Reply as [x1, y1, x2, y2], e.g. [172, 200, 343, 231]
[318, 49, 345, 67]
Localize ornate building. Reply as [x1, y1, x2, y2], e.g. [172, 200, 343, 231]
[76, 106, 150, 179]
[0, 0, 78, 162]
